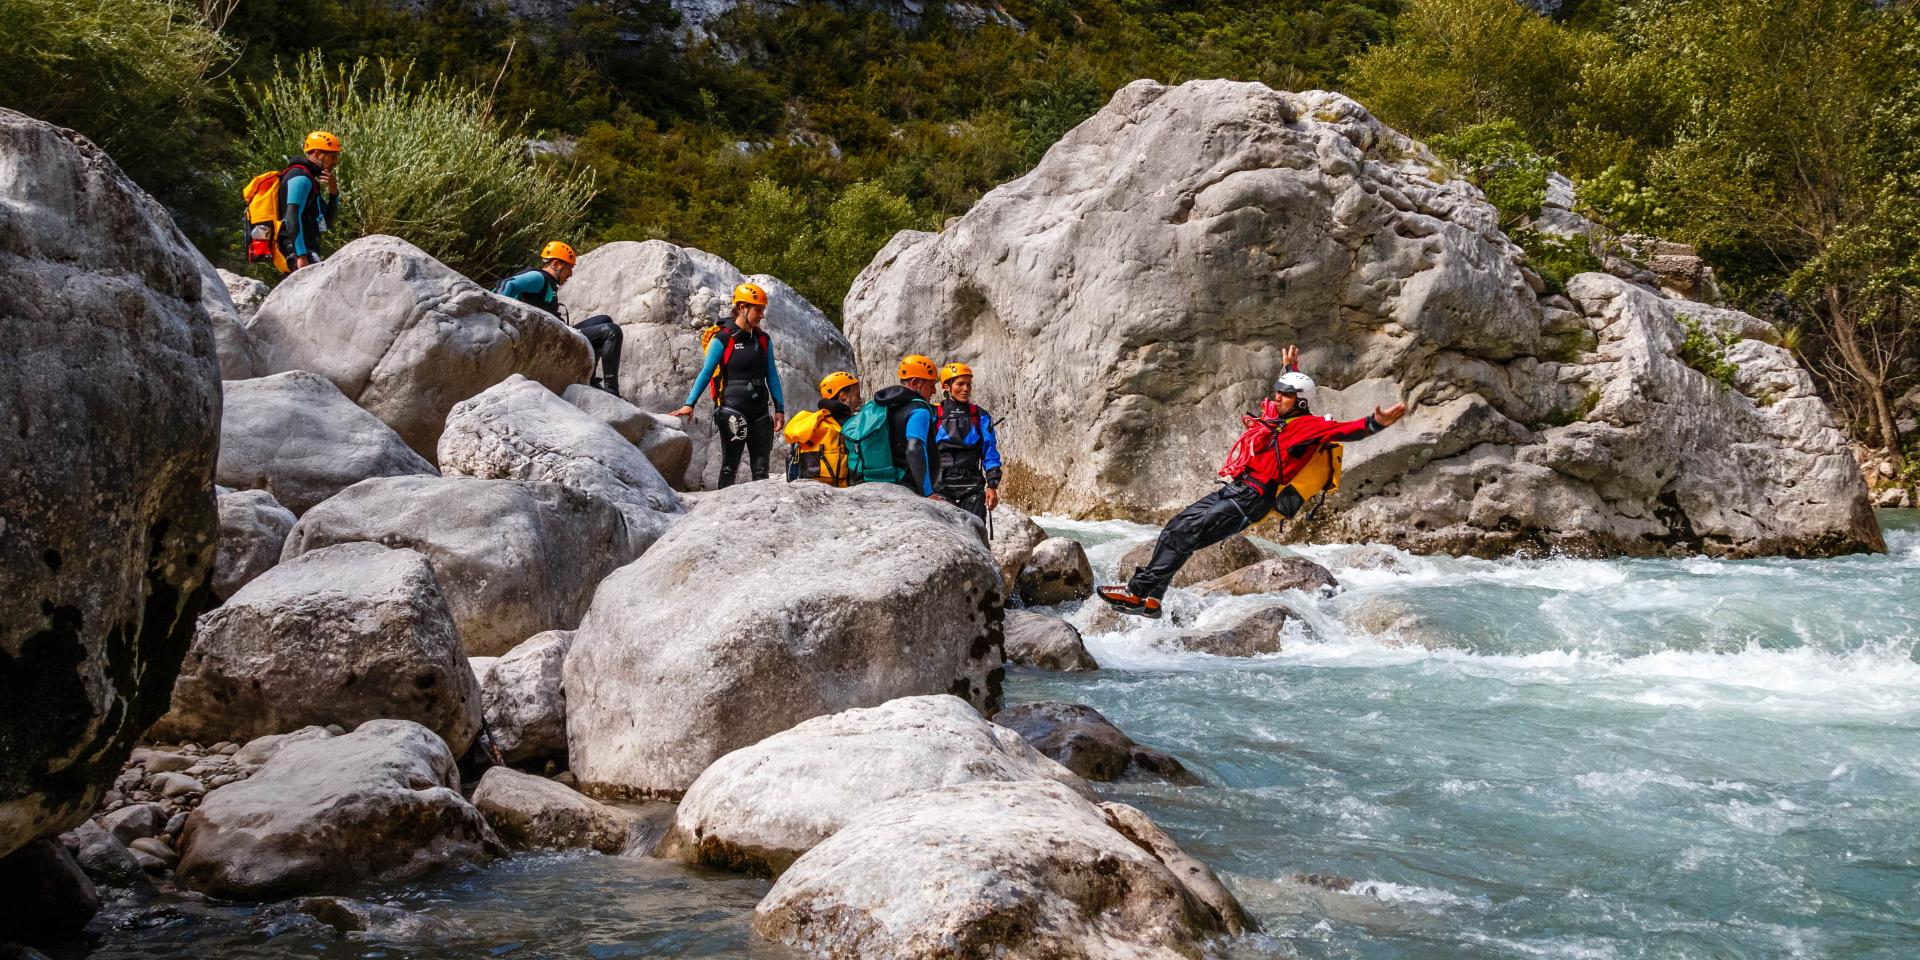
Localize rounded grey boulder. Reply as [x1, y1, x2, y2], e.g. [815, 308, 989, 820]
[152, 542, 481, 754]
[176, 720, 498, 900]
[565, 481, 1005, 799]
[217, 371, 437, 515]
[661, 695, 1092, 876]
[283, 476, 636, 656]
[248, 235, 593, 460]
[754, 779, 1249, 958]
[213, 488, 296, 599]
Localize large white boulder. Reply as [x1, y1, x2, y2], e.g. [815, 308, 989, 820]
[152, 542, 482, 754]
[193, 257, 256, 380]
[212, 488, 296, 599]
[557, 240, 855, 488]
[565, 482, 1005, 799]
[248, 235, 593, 460]
[283, 476, 637, 656]
[439, 374, 683, 548]
[0, 108, 221, 859]
[660, 695, 1091, 875]
[217, 371, 436, 515]
[754, 779, 1250, 959]
[843, 79, 1881, 558]
[176, 720, 498, 900]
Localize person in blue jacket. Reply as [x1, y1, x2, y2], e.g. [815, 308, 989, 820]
[671, 282, 785, 486]
[931, 361, 1002, 523]
[279, 131, 342, 271]
[495, 242, 623, 395]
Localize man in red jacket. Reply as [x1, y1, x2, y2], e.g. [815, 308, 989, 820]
[1098, 346, 1409, 618]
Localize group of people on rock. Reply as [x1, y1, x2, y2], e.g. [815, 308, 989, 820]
[260, 130, 1412, 618]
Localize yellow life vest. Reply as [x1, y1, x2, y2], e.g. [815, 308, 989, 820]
[783, 409, 850, 487]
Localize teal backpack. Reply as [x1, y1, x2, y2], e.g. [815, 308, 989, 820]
[843, 400, 902, 484]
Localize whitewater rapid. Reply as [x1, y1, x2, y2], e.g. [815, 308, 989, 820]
[76, 513, 1920, 960]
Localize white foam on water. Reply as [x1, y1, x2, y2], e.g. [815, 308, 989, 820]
[1348, 880, 1483, 910]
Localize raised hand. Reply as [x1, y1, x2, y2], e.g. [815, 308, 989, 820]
[1282, 343, 1300, 370]
[1373, 402, 1409, 427]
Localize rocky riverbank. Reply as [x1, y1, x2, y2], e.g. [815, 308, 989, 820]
[0, 76, 1895, 959]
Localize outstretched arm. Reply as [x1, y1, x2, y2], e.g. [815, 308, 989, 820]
[672, 338, 726, 418]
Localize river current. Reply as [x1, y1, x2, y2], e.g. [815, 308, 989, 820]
[74, 511, 1920, 959]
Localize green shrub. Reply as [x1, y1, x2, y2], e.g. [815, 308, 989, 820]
[0, 0, 233, 220]
[1537, 389, 1601, 428]
[235, 53, 597, 282]
[1675, 314, 1740, 388]
[1514, 229, 1603, 296]
[1428, 120, 1552, 229]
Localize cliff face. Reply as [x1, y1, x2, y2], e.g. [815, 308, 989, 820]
[844, 79, 1882, 558]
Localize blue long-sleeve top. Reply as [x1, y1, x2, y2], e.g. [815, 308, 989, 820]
[281, 173, 338, 257]
[496, 269, 558, 314]
[683, 330, 784, 413]
[905, 405, 933, 495]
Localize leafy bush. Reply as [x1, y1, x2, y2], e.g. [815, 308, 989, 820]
[729, 177, 922, 318]
[1514, 229, 1603, 296]
[1676, 315, 1741, 388]
[0, 0, 233, 223]
[235, 54, 597, 282]
[1428, 120, 1551, 229]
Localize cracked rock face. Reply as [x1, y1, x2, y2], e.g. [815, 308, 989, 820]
[1, 108, 221, 859]
[844, 79, 1879, 558]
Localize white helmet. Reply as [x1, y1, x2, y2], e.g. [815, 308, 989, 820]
[1274, 371, 1316, 401]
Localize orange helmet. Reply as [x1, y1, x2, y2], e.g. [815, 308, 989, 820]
[819, 371, 860, 399]
[540, 241, 576, 265]
[939, 362, 973, 385]
[898, 355, 938, 381]
[303, 130, 342, 153]
[732, 282, 769, 307]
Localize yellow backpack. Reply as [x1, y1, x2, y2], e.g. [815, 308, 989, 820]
[242, 170, 289, 273]
[1272, 442, 1343, 522]
[783, 409, 850, 487]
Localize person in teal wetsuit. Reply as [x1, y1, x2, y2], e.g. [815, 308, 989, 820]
[495, 242, 623, 396]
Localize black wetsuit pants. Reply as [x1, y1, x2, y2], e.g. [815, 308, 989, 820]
[937, 480, 988, 524]
[1126, 482, 1275, 600]
[714, 404, 773, 487]
[574, 315, 623, 380]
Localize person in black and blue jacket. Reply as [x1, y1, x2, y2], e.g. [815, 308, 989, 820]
[496, 241, 623, 396]
[671, 282, 785, 486]
[931, 362, 1003, 523]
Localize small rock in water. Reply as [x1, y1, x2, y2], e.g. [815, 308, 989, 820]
[1169, 605, 1296, 657]
[277, 896, 457, 943]
[993, 701, 1201, 785]
[1003, 610, 1098, 671]
[1194, 556, 1338, 597]
[57, 822, 151, 891]
[1018, 537, 1095, 605]
[471, 767, 633, 855]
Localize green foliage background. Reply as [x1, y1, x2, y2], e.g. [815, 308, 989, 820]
[0, 0, 1912, 453]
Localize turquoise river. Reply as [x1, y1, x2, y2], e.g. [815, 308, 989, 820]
[70, 511, 1920, 959]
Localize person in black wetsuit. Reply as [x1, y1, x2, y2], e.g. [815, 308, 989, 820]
[495, 241, 623, 395]
[931, 361, 1003, 523]
[670, 282, 786, 486]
